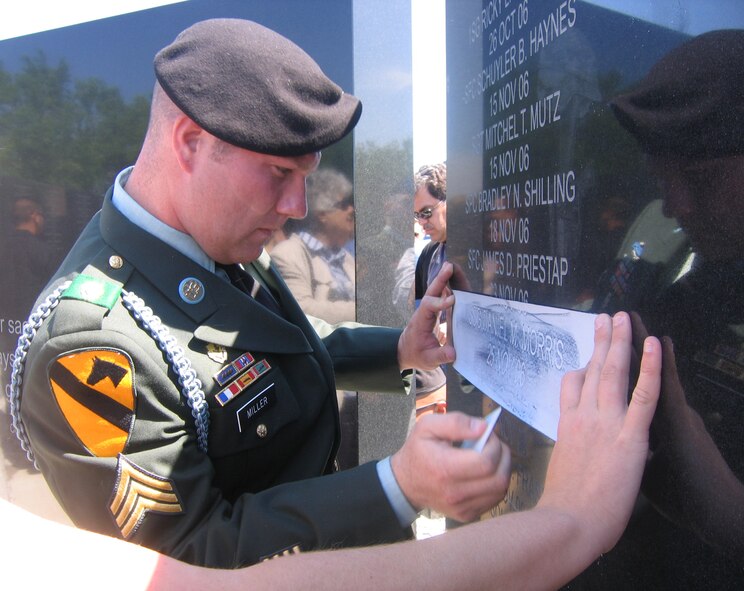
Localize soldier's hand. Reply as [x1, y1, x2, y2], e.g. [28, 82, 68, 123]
[390, 412, 511, 522]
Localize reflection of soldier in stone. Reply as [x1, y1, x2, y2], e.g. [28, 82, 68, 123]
[576, 196, 631, 308]
[576, 29, 744, 590]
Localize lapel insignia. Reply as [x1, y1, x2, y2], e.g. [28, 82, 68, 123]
[215, 359, 271, 406]
[48, 349, 135, 457]
[109, 455, 183, 539]
[206, 343, 228, 364]
[214, 352, 256, 387]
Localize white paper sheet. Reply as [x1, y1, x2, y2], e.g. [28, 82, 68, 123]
[452, 291, 597, 440]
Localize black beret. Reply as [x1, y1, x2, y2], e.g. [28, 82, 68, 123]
[154, 18, 362, 156]
[611, 29, 744, 158]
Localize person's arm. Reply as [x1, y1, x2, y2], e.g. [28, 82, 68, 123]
[300, 260, 456, 395]
[6, 311, 661, 591]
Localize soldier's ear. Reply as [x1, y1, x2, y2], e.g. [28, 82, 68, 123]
[172, 115, 206, 174]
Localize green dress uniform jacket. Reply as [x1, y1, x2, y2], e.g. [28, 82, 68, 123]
[18, 190, 410, 568]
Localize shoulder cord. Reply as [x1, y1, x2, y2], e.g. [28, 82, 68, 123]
[8, 281, 71, 469]
[9, 285, 210, 470]
[120, 290, 209, 453]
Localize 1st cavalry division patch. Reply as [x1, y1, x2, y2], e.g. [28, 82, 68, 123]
[48, 348, 136, 457]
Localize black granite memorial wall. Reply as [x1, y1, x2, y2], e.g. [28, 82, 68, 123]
[446, 0, 744, 587]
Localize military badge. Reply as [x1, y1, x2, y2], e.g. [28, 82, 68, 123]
[206, 343, 228, 364]
[215, 359, 271, 406]
[48, 348, 135, 457]
[178, 277, 205, 303]
[214, 351, 257, 386]
[62, 274, 121, 310]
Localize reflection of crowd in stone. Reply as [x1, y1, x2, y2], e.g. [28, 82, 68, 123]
[0, 197, 56, 401]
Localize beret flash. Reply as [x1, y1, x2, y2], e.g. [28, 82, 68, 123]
[611, 29, 744, 158]
[154, 18, 362, 156]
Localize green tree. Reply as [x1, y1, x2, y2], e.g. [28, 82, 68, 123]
[0, 52, 149, 196]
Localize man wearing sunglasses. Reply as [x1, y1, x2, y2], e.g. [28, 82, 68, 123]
[412, 163, 448, 418]
[413, 163, 448, 304]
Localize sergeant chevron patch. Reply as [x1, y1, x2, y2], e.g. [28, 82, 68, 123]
[109, 455, 183, 539]
[48, 349, 136, 457]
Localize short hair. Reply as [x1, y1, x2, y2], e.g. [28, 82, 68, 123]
[147, 83, 182, 139]
[414, 162, 446, 201]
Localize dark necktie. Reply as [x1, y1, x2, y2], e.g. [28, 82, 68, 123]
[217, 263, 283, 315]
